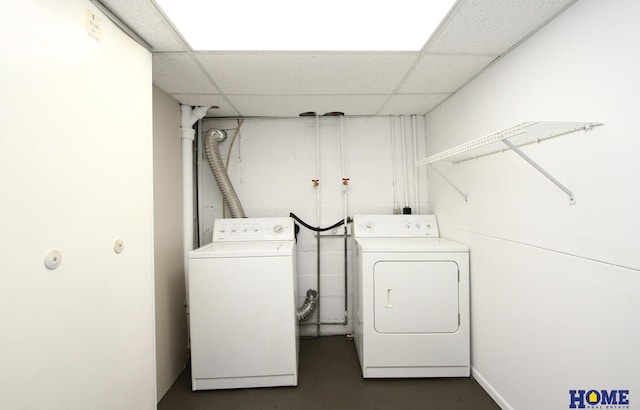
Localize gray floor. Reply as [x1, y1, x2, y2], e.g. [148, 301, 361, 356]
[158, 336, 500, 410]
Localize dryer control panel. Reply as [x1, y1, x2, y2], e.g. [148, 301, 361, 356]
[353, 215, 439, 238]
[212, 217, 295, 242]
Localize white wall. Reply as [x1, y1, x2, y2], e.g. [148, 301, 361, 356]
[198, 116, 427, 335]
[425, 0, 640, 409]
[0, 1, 156, 409]
[152, 86, 185, 401]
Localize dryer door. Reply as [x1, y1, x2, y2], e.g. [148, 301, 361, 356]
[373, 260, 459, 334]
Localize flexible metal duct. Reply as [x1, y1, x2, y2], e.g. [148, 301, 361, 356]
[203, 128, 246, 218]
[297, 289, 318, 321]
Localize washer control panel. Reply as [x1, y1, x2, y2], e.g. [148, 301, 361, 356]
[353, 214, 439, 238]
[212, 217, 295, 242]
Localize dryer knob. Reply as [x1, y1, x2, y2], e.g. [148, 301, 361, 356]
[273, 224, 283, 233]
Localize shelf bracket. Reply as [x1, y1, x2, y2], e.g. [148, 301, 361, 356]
[428, 165, 468, 202]
[501, 139, 575, 205]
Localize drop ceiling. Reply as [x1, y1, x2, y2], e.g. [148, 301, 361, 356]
[94, 0, 576, 118]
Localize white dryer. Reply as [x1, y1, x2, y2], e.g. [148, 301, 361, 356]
[352, 214, 470, 378]
[188, 217, 298, 390]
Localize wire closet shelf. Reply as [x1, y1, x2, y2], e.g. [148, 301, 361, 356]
[416, 121, 602, 166]
[417, 121, 603, 205]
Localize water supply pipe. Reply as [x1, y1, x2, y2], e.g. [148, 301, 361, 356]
[289, 212, 350, 327]
[390, 116, 399, 213]
[339, 115, 348, 325]
[411, 115, 420, 214]
[400, 115, 409, 211]
[315, 114, 321, 336]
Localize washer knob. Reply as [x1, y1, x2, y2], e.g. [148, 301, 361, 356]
[273, 224, 283, 233]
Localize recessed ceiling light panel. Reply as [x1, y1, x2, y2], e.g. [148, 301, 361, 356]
[155, 0, 457, 51]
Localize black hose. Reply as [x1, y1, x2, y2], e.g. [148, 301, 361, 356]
[289, 212, 351, 232]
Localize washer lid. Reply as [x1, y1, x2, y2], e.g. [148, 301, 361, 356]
[356, 237, 468, 252]
[189, 241, 295, 258]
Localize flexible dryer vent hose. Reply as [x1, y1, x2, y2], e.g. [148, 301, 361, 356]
[297, 289, 318, 321]
[203, 129, 246, 218]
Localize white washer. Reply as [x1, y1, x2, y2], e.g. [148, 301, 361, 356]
[188, 217, 298, 390]
[352, 215, 470, 378]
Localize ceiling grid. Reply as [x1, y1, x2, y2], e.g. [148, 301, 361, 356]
[96, 0, 577, 117]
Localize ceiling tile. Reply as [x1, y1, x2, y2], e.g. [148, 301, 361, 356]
[196, 53, 418, 95]
[102, 0, 577, 118]
[98, 0, 186, 52]
[428, 0, 575, 54]
[152, 53, 219, 94]
[170, 94, 239, 117]
[227, 95, 390, 117]
[377, 94, 450, 116]
[399, 54, 496, 93]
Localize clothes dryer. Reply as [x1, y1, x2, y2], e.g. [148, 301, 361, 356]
[353, 215, 470, 378]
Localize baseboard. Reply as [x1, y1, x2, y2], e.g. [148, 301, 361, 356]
[472, 366, 513, 410]
[157, 361, 187, 403]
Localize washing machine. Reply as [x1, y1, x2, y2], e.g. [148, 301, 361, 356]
[352, 214, 470, 378]
[187, 217, 298, 390]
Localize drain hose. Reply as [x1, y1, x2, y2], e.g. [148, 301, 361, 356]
[203, 128, 246, 218]
[297, 289, 318, 321]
